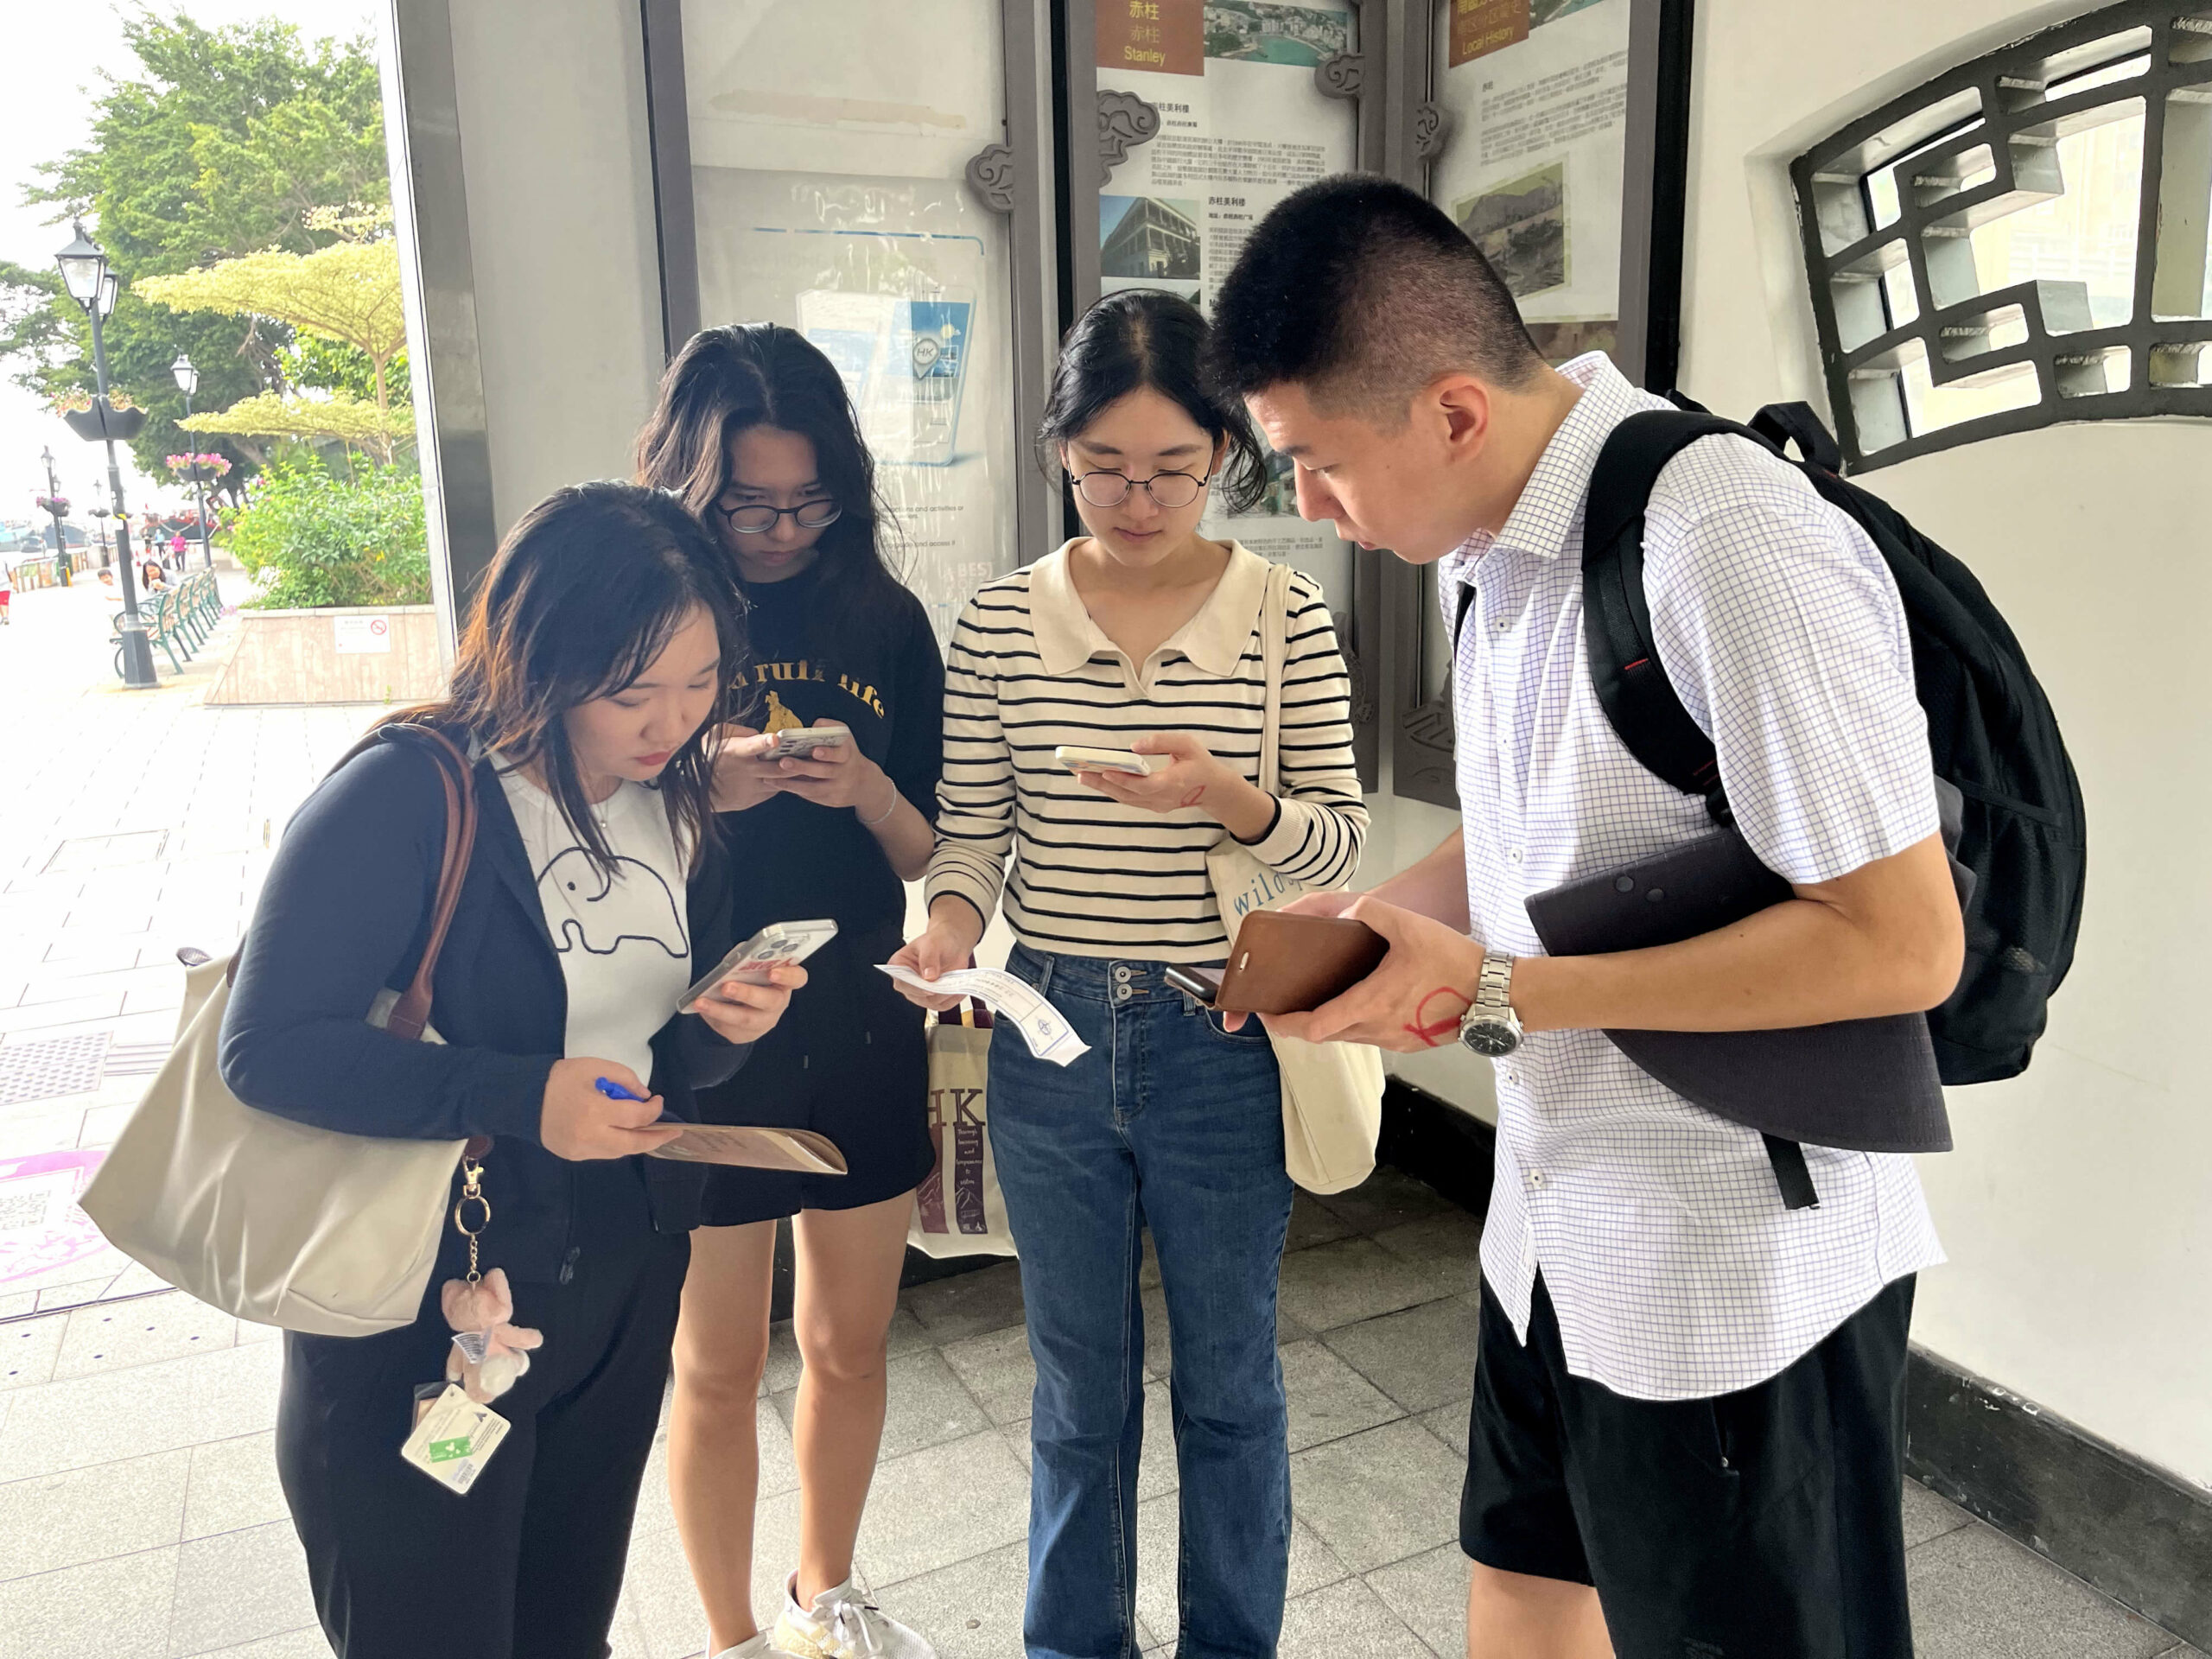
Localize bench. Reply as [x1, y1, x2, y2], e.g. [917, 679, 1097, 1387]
[111, 572, 221, 678]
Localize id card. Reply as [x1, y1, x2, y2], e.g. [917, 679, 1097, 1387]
[401, 1382, 511, 1494]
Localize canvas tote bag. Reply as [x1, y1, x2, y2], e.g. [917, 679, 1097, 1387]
[1205, 562, 1385, 1195]
[907, 1001, 1017, 1259]
[81, 726, 488, 1337]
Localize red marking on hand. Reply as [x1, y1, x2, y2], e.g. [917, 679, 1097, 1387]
[1402, 986, 1472, 1049]
[1179, 785, 1207, 809]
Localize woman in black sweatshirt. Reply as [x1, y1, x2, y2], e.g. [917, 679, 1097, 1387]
[634, 324, 945, 1659]
[219, 484, 798, 1659]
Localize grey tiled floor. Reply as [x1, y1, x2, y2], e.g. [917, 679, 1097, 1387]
[7, 1172, 2196, 1658]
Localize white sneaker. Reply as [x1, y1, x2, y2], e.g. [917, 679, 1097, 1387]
[711, 1635, 804, 1659]
[772, 1573, 938, 1659]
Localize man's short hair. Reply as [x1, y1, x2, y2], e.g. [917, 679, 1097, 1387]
[1206, 174, 1544, 418]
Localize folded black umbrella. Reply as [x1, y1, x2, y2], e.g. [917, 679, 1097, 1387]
[1522, 809, 1958, 1158]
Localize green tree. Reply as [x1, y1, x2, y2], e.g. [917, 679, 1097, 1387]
[141, 236, 411, 463]
[0, 10, 388, 481]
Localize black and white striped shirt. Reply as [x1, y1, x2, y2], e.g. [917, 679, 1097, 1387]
[927, 540, 1368, 963]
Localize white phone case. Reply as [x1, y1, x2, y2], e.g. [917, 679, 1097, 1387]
[679, 919, 839, 1013]
[769, 725, 850, 757]
[1053, 746, 1166, 776]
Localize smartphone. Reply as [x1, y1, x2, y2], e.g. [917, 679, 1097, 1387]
[1213, 911, 1389, 1016]
[1054, 745, 1166, 776]
[1164, 964, 1224, 1006]
[677, 918, 839, 1014]
[767, 724, 850, 759]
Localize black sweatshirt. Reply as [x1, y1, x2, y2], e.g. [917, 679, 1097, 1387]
[723, 564, 945, 945]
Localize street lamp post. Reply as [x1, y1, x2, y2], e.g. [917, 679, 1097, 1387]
[90, 480, 113, 568]
[38, 447, 70, 582]
[170, 353, 213, 571]
[57, 221, 156, 689]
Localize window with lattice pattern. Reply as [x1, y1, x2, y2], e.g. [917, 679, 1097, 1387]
[1793, 2, 2212, 468]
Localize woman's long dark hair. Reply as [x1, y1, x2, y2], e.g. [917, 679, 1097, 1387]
[635, 323, 901, 655]
[383, 482, 747, 875]
[1038, 289, 1269, 515]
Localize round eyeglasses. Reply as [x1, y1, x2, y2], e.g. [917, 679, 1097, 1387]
[717, 498, 842, 535]
[1071, 469, 1211, 511]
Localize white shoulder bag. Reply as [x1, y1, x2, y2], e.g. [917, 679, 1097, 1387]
[1205, 562, 1384, 1194]
[81, 726, 489, 1337]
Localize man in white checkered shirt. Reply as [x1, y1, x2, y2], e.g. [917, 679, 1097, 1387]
[1211, 177, 1965, 1658]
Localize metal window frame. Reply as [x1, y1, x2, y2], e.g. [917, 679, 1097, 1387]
[1794, 0, 2212, 473]
[636, 0, 1064, 564]
[380, 0, 500, 649]
[1387, 0, 1698, 810]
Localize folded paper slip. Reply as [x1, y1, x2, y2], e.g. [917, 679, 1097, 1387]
[647, 1122, 848, 1174]
[875, 964, 1090, 1066]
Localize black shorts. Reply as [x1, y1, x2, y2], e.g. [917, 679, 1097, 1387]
[1460, 1272, 1916, 1659]
[695, 924, 933, 1228]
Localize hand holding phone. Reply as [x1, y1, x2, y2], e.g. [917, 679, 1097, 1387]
[1054, 745, 1166, 776]
[679, 919, 838, 1013]
[767, 722, 850, 758]
[1213, 911, 1389, 1015]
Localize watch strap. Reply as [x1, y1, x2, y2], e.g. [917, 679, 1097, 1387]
[1474, 950, 1516, 1014]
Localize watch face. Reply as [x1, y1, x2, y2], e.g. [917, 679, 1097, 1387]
[1459, 1016, 1520, 1058]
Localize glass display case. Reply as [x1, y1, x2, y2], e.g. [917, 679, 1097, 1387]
[1390, 0, 1691, 807]
[632, 0, 1689, 806]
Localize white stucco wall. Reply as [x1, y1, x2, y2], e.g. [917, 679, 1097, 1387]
[1680, 0, 2212, 1488]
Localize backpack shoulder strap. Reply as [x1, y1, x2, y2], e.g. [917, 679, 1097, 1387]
[1747, 402, 1844, 473]
[1582, 409, 1764, 820]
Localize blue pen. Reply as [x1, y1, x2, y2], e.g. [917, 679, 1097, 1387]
[594, 1077, 649, 1102]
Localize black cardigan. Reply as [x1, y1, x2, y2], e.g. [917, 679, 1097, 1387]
[219, 728, 746, 1284]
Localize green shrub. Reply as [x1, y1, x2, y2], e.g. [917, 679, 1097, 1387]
[228, 462, 430, 609]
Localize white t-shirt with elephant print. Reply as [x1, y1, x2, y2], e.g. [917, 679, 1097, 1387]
[499, 770, 691, 1087]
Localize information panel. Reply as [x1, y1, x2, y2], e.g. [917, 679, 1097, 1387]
[1429, 0, 1634, 365]
[681, 0, 1018, 645]
[1095, 0, 1362, 613]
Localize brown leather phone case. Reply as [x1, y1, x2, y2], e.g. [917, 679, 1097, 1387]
[1215, 911, 1389, 1015]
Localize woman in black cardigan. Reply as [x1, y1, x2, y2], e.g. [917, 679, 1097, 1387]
[219, 484, 800, 1659]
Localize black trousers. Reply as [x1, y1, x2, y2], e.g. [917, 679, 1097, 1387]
[276, 1230, 690, 1659]
[1460, 1273, 1917, 1659]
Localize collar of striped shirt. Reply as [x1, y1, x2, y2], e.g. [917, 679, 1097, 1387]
[1029, 538, 1271, 676]
[1441, 351, 1640, 581]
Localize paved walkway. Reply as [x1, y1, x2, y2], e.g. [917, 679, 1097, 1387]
[0, 572, 2197, 1657]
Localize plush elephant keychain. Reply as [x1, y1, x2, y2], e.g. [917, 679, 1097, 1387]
[441, 1153, 543, 1404]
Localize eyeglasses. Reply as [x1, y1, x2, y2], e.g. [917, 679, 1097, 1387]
[716, 498, 842, 535]
[1071, 469, 1211, 511]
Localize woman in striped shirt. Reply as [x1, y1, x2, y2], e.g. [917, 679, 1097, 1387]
[891, 290, 1368, 1657]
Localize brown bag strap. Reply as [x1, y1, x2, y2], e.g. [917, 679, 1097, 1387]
[377, 725, 480, 1044]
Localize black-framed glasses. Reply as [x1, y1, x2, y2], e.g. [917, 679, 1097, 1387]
[716, 498, 842, 535]
[1071, 469, 1211, 511]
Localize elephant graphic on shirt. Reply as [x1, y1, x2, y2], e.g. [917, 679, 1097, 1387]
[535, 848, 690, 958]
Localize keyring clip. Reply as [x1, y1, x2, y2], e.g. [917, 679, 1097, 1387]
[451, 1156, 491, 1283]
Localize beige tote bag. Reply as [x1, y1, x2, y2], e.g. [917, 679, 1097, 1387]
[1205, 563, 1385, 1195]
[908, 1002, 1017, 1259]
[81, 727, 486, 1338]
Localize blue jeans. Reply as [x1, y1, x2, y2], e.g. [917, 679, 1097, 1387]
[990, 945, 1296, 1659]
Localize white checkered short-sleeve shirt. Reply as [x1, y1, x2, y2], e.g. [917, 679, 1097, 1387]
[1449, 354, 1945, 1402]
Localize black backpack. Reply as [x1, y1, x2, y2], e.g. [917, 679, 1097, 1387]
[1579, 399, 2088, 1086]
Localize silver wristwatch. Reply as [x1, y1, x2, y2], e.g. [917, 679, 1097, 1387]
[1457, 951, 1523, 1058]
